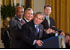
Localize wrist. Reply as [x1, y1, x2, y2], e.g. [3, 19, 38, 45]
[35, 40, 38, 44]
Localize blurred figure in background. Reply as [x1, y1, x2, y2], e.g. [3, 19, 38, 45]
[1, 17, 10, 48]
[65, 33, 70, 48]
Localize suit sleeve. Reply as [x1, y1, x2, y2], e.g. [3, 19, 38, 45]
[50, 18, 56, 27]
[21, 24, 35, 46]
[9, 19, 19, 31]
[9, 19, 21, 40]
[41, 31, 55, 40]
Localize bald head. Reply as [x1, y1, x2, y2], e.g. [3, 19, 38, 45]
[16, 6, 24, 12]
[16, 6, 24, 18]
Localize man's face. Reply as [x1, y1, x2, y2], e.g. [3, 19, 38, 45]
[34, 14, 44, 25]
[44, 7, 51, 16]
[16, 8, 24, 18]
[24, 10, 33, 21]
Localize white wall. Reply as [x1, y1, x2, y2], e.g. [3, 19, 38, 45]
[19, 0, 24, 6]
[33, 0, 45, 13]
[13, 0, 24, 6]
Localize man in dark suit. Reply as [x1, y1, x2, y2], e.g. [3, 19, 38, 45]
[21, 12, 48, 48]
[42, 4, 65, 38]
[9, 6, 24, 48]
[23, 8, 34, 23]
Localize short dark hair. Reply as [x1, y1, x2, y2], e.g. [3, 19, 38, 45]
[24, 8, 33, 13]
[44, 4, 52, 9]
[36, 12, 43, 15]
[35, 12, 45, 20]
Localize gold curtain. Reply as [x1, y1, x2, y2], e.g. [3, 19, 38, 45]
[46, 0, 70, 33]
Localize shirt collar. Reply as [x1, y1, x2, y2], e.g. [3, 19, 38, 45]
[19, 18, 23, 21]
[15, 15, 23, 21]
[44, 15, 49, 20]
[35, 25, 39, 28]
[24, 17, 29, 22]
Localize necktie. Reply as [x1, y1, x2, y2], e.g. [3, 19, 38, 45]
[35, 25, 40, 38]
[21, 20, 24, 24]
[47, 18, 50, 27]
[36, 25, 39, 33]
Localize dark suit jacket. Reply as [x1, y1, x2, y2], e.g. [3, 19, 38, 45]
[9, 16, 24, 48]
[41, 17, 56, 38]
[23, 17, 27, 23]
[1, 28, 10, 48]
[21, 20, 45, 48]
[42, 17, 56, 29]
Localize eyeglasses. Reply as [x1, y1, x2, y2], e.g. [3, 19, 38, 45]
[36, 16, 43, 20]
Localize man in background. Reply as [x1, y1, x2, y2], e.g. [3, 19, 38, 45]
[23, 8, 34, 23]
[42, 4, 65, 38]
[9, 6, 24, 48]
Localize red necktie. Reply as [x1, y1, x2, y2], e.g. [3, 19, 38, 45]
[21, 20, 24, 24]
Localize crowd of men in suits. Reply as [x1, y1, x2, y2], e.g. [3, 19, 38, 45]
[2, 4, 70, 48]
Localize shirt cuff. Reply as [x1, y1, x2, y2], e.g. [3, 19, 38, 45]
[33, 40, 36, 45]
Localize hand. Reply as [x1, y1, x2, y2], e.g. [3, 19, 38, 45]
[45, 28, 56, 34]
[35, 40, 43, 47]
[45, 28, 51, 34]
[52, 30, 56, 33]
[60, 32, 65, 36]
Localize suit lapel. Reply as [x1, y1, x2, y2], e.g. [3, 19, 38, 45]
[45, 19, 49, 28]
[38, 24, 43, 39]
[15, 16, 23, 29]
[15, 16, 20, 21]
[23, 17, 28, 23]
[49, 18, 52, 27]
[30, 21, 43, 39]
[30, 21, 38, 37]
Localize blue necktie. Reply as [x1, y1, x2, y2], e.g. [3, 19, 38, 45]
[35, 25, 40, 38]
[45, 16, 50, 27]
[36, 25, 39, 33]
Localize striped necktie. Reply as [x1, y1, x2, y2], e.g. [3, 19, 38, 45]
[46, 17, 50, 27]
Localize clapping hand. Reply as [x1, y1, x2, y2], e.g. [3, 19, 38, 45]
[35, 40, 43, 47]
[45, 28, 56, 34]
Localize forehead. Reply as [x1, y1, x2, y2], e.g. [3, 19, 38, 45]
[45, 7, 51, 9]
[25, 10, 33, 13]
[16, 7, 24, 11]
[36, 14, 43, 18]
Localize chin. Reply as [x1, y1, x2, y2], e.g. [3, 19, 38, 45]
[35, 23, 38, 25]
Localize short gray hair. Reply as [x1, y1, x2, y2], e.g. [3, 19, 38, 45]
[35, 12, 45, 20]
[24, 8, 33, 13]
